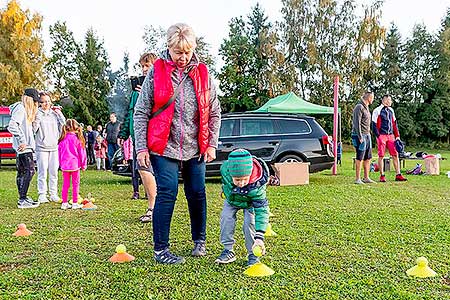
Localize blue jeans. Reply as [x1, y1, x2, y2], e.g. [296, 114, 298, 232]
[150, 155, 207, 251]
[107, 143, 119, 170]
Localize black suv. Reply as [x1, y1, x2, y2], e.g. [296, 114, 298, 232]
[112, 112, 334, 177]
[206, 112, 334, 176]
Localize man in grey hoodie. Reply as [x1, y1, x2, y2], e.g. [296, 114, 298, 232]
[33, 92, 66, 203]
[8, 88, 40, 208]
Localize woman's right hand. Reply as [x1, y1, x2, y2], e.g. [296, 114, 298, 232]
[137, 151, 150, 168]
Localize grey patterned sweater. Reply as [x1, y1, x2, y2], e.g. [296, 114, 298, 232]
[133, 51, 221, 161]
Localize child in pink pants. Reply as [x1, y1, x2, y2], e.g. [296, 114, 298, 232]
[58, 119, 87, 210]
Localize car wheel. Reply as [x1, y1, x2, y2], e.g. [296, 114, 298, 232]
[278, 154, 303, 163]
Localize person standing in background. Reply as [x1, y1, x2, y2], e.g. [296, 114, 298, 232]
[105, 113, 120, 170]
[33, 92, 66, 203]
[351, 91, 375, 185]
[8, 88, 40, 208]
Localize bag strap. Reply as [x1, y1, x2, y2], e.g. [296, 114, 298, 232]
[150, 74, 189, 119]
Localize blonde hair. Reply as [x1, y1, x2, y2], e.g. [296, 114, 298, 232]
[167, 23, 197, 51]
[139, 53, 157, 65]
[59, 119, 86, 148]
[21, 95, 38, 124]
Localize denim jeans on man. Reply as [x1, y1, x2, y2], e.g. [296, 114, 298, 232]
[150, 155, 207, 251]
[107, 143, 119, 170]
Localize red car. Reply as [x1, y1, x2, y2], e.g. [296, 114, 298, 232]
[0, 106, 16, 163]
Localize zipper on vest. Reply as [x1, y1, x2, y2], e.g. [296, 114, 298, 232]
[178, 69, 184, 161]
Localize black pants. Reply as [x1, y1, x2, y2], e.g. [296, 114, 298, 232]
[16, 152, 35, 200]
[87, 143, 95, 165]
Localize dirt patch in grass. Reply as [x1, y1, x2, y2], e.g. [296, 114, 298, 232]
[0, 262, 24, 272]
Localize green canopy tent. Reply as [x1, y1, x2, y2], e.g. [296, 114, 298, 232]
[253, 92, 339, 114]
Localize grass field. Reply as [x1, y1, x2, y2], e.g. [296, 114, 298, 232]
[1, 151, 449, 299]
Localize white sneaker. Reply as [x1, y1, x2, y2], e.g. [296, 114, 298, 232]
[72, 202, 82, 210]
[362, 178, 377, 184]
[49, 195, 60, 202]
[38, 194, 49, 203]
[61, 202, 72, 210]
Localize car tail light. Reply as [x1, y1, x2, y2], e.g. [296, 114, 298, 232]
[322, 135, 331, 145]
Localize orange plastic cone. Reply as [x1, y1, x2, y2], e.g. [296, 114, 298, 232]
[109, 244, 135, 263]
[82, 201, 97, 211]
[12, 224, 33, 236]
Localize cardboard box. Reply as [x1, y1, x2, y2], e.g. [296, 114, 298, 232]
[272, 162, 310, 186]
[424, 157, 440, 175]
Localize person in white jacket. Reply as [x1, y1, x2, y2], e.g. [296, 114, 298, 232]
[33, 92, 66, 203]
[8, 88, 40, 208]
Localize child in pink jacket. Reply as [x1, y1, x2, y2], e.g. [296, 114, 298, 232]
[58, 119, 87, 210]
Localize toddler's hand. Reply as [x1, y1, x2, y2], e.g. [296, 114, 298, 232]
[252, 239, 265, 256]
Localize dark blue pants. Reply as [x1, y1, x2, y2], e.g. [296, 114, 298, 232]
[107, 143, 119, 170]
[150, 155, 207, 251]
[16, 152, 35, 200]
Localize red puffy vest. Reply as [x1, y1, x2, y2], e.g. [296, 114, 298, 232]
[147, 58, 211, 155]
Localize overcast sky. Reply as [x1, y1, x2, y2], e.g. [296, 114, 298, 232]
[3, 0, 450, 73]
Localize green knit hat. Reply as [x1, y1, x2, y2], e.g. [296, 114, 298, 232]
[228, 149, 253, 177]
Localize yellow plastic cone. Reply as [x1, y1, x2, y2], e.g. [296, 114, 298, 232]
[264, 223, 277, 237]
[109, 244, 135, 263]
[244, 262, 275, 277]
[406, 257, 437, 278]
[12, 223, 32, 236]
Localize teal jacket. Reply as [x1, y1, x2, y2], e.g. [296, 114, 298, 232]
[118, 90, 139, 141]
[221, 157, 269, 238]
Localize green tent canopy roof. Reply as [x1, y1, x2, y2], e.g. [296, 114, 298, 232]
[253, 92, 340, 114]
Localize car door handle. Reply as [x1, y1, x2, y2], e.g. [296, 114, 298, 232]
[268, 141, 279, 146]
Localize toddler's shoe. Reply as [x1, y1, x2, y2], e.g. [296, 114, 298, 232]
[154, 248, 185, 264]
[247, 254, 260, 266]
[131, 192, 140, 200]
[61, 202, 72, 210]
[379, 175, 386, 182]
[72, 202, 82, 210]
[192, 241, 206, 257]
[215, 249, 236, 264]
[38, 194, 49, 203]
[354, 179, 364, 184]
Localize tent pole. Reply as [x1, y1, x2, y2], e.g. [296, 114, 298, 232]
[332, 76, 339, 175]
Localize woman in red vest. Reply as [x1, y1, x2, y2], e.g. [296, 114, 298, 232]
[134, 23, 221, 264]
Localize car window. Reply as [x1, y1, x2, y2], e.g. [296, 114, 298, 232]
[0, 115, 10, 131]
[241, 119, 276, 136]
[220, 119, 237, 137]
[276, 119, 311, 134]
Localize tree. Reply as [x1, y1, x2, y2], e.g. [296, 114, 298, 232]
[46, 21, 79, 98]
[0, 0, 46, 104]
[65, 29, 111, 126]
[280, 0, 385, 138]
[219, 4, 293, 112]
[434, 8, 450, 143]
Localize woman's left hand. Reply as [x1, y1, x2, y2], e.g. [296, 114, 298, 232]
[203, 146, 216, 162]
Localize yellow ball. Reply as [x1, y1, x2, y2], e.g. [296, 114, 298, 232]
[90, 198, 95, 203]
[253, 245, 263, 257]
[416, 256, 428, 267]
[116, 244, 126, 254]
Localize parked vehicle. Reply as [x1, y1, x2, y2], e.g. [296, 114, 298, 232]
[112, 112, 334, 178]
[206, 112, 334, 176]
[0, 106, 15, 165]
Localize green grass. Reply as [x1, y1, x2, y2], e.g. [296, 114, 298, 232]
[1, 151, 450, 299]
